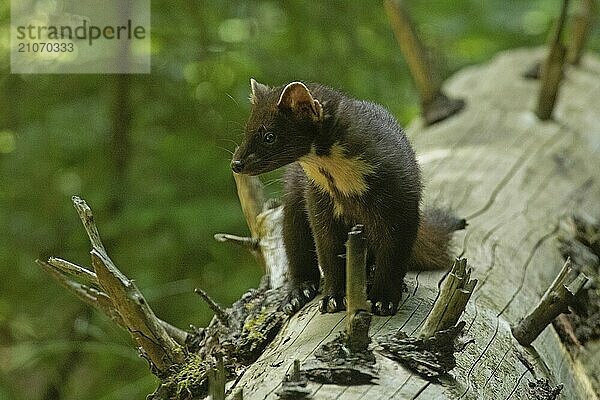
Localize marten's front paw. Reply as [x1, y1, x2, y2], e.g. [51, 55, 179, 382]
[368, 287, 400, 316]
[319, 293, 346, 313]
[282, 282, 318, 315]
[367, 299, 398, 316]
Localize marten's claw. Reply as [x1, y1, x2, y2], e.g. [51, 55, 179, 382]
[319, 294, 346, 313]
[367, 299, 397, 316]
[282, 282, 318, 315]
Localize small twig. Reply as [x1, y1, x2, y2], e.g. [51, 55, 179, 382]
[568, 0, 596, 65]
[195, 288, 230, 326]
[536, 0, 570, 120]
[158, 320, 190, 347]
[383, 0, 464, 125]
[214, 233, 260, 251]
[511, 258, 589, 346]
[419, 258, 477, 338]
[383, 0, 436, 105]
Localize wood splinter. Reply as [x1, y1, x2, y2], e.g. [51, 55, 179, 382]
[384, 0, 464, 125]
[419, 258, 477, 339]
[511, 258, 589, 347]
[36, 258, 189, 346]
[345, 225, 372, 352]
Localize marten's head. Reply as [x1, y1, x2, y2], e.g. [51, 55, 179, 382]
[231, 79, 324, 175]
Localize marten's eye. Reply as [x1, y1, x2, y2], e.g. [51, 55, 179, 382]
[263, 132, 276, 144]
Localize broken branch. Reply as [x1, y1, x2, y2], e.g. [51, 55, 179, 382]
[419, 258, 477, 339]
[195, 288, 229, 326]
[511, 258, 589, 346]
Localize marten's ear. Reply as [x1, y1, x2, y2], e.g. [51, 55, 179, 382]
[277, 82, 323, 121]
[250, 78, 269, 105]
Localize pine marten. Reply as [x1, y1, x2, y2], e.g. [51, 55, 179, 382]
[232, 79, 465, 316]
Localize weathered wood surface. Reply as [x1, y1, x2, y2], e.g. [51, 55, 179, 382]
[232, 48, 600, 399]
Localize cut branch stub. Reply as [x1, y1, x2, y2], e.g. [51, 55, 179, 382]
[384, 0, 464, 125]
[418, 258, 477, 339]
[345, 224, 371, 352]
[345, 225, 369, 314]
[511, 258, 589, 346]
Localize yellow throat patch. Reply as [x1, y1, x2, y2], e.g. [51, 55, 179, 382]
[299, 142, 375, 216]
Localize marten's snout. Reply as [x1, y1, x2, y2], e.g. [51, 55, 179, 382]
[231, 159, 244, 173]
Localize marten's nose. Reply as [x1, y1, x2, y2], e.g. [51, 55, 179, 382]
[231, 159, 244, 173]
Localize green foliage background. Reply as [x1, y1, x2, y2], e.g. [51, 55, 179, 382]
[0, 1, 598, 398]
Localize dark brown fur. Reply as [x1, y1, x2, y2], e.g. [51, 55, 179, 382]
[232, 80, 465, 316]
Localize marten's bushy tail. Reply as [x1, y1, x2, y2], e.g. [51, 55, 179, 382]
[409, 208, 466, 271]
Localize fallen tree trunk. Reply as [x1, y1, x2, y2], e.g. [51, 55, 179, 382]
[40, 47, 600, 399]
[230, 47, 600, 399]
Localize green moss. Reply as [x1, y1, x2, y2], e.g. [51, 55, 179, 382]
[159, 353, 208, 400]
[243, 307, 269, 342]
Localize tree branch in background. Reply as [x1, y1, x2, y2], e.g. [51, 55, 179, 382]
[384, 0, 464, 125]
[536, 0, 570, 120]
[568, 0, 596, 65]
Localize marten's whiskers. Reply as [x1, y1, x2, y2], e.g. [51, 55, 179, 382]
[215, 145, 235, 156]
